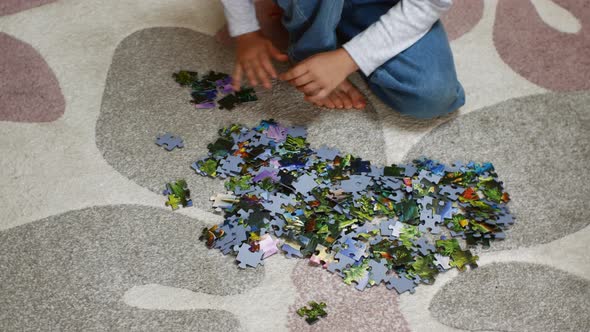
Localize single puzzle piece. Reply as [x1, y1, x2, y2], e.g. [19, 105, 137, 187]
[195, 101, 216, 109]
[287, 126, 307, 137]
[311, 244, 333, 265]
[437, 201, 454, 220]
[281, 243, 304, 259]
[155, 132, 184, 151]
[259, 234, 280, 259]
[210, 193, 238, 211]
[417, 196, 434, 210]
[438, 184, 464, 201]
[388, 189, 405, 203]
[401, 163, 418, 177]
[218, 93, 240, 110]
[368, 258, 390, 285]
[292, 174, 317, 195]
[262, 192, 297, 215]
[387, 221, 405, 238]
[297, 301, 327, 325]
[417, 169, 442, 184]
[269, 216, 287, 237]
[434, 253, 451, 270]
[235, 88, 258, 103]
[316, 145, 340, 161]
[386, 274, 416, 294]
[413, 237, 436, 256]
[338, 237, 368, 261]
[327, 252, 356, 277]
[218, 155, 244, 175]
[235, 243, 264, 269]
[368, 165, 384, 177]
[380, 177, 403, 191]
[418, 209, 442, 234]
[444, 161, 465, 173]
[340, 175, 372, 193]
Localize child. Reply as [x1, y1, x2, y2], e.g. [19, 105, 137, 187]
[221, 0, 465, 119]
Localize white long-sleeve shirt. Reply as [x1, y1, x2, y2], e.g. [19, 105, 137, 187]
[220, 0, 453, 75]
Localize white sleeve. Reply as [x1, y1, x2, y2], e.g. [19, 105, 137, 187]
[342, 0, 453, 75]
[220, 0, 261, 37]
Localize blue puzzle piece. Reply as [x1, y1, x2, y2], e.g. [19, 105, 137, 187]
[281, 243, 304, 259]
[292, 174, 317, 195]
[386, 274, 416, 294]
[327, 252, 356, 277]
[156, 132, 184, 151]
[235, 243, 264, 268]
[316, 145, 340, 161]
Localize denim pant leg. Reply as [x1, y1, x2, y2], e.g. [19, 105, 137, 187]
[365, 21, 466, 119]
[275, 0, 344, 61]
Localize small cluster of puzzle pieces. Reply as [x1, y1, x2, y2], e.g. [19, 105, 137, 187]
[173, 70, 257, 110]
[193, 120, 514, 295]
[163, 180, 193, 210]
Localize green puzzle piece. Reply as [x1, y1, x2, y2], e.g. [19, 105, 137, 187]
[297, 301, 327, 325]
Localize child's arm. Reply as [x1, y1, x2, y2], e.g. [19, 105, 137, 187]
[281, 0, 453, 100]
[221, 0, 288, 91]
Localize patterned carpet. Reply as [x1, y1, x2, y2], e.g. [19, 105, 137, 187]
[1, 0, 589, 331]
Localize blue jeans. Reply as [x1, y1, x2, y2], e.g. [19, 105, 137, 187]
[276, 0, 465, 119]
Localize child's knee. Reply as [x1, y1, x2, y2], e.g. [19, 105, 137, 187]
[406, 83, 464, 119]
[373, 79, 464, 119]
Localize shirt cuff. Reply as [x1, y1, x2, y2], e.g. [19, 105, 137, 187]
[221, 0, 261, 37]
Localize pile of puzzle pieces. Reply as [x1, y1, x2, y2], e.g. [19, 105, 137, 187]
[173, 70, 257, 110]
[194, 120, 514, 294]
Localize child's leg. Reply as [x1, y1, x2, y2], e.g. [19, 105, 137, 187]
[364, 21, 465, 119]
[338, 1, 465, 118]
[275, 0, 344, 62]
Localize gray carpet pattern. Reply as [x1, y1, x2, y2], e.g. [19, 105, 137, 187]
[0, 205, 263, 331]
[429, 262, 590, 332]
[96, 27, 386, 210]
[405, 92, 590, 250]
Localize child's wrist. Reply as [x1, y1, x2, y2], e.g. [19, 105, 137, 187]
[337, 48, 359, 74]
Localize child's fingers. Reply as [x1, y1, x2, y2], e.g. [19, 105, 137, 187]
[245, 65, 258, 87]
[253, 62, 272, 89]
[232, 64, 243, 91]
[297, 82, 320, 95]
[259, 54, 277, 79]
[280, 64, 307, 81]
[268, 43, 289, 62]
[289, 73, 313, 87]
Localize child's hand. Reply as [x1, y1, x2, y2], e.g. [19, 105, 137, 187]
[233, 31, 289, 91]
[279, 49, 359, 101]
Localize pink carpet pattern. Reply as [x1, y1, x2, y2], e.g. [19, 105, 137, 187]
[494, 0, 589, 91]
[0, 0, 55, 16]
[0, 32, 65, 122]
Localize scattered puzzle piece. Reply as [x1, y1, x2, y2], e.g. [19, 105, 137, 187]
[297, 301, 327, 325]
[163, 179, 192, 209]
[156, 132, 184, 151]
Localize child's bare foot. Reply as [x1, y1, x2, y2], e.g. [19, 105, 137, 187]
[305, 80, 366, 109]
